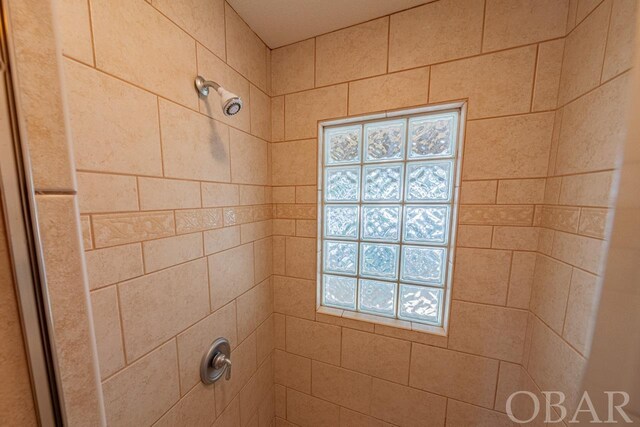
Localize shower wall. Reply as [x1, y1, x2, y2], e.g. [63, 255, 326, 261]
[58, 0, 274, 425]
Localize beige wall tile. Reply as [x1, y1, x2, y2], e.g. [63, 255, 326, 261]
[453, 248, 512, 305]
[531, 255, 572, 333]
[539, 205, 580, 232]
[460, 180, 497, 204]
[273, 236, 286, 275]
[348, 67, 430, 116]
[295, 186, 316, 204]
[273, 275, 316, 320]
[296, 220, 316, 237]
[81, 215, 93, 249]
[230, 129, 269, 185]
[90, 287, 125, 379]
[239, 185, 265, 206]
[285, 236, 316, 279]
[202, 183, 240, 207]
[176, 208, 223, 234]
[312, 361, 372, 414]
[77, 172, 139, 214]
[507, 251, 536, 309]
[237, 278, 273, 342]
[58, 0, 94, 64]
[151, 0, 225, 60]
[316, 18, 388, 86]
[497, 178, 546, 204]
[492, 226, 539, 251]
[563, 268, 598, 355]
[213, 396, 241, 427]
[449, 301, 528, 362]
[389, 0, 484, 71]
[142, 233, 203, 273]
[91, 0, 198, 109]
[576, 0, 603, 22]
[239, 355, 273, 426]
[286, 317, 341, 365]
[556, 74, 630, 174]
[256, 315, 275, 364]
[214, 334, 257, 415]
[371, 378, 446, 427]
[154, 382, 217, 427]
[204, 225, 241, 255]
[602, 0, 637, 80]
[272, 140, 317, 186]
[552, 231, 604, 274]
[339, 407, 390, 427]
[463, 113, 554, 179]
[250, 85, 271, 141]
[271, 39, 315, 95]
[483, 0, 568, 52]
[275, 350, 311, 393]
[494, 361, 524, 412]
[285, 85, 348, 140]
[446, 399, 514, 427]
[579, 208, 609, 238]
[557, 0, 611, 104]
[92, 211, 175, 248]
[119, 259, 209, 360]
[64, 59, 162, 176]
[287, 389, 340, 427]
[159, 99, 232, 182]
[410, 343, 499, 408]
[533, 39, 565, 111]
[197, 44, 252, 132]
[527, 319, 586, 414]
[209, 243, 255, 310]
[254, 237, 273, 283]
[138, 177, 201, 210]
[242, 220, 272, 243]
[85, 243, 144, 290]
[271, 96, 285, 142]
[224, 3, 268, 91]
[456, 225, 493, 248]
[459, 205, 534, 226]
[341, 328, 411, 384]
[430, 46, 536, 119]
[176, 302, 237, 394]
[558, 171, 614, 207]
[103, 341, 179, 427]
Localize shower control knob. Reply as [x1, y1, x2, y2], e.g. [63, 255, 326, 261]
[200, 337, 231, 384]
[212, 352, 232, 380]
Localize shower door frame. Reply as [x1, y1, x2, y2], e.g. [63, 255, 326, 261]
[0, 0, 63, 424]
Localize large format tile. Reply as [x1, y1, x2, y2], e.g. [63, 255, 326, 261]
[91, 0, 198, 109]
[142, 233, 203, 273]
[103, 341, 179, 427]
[287, 389, 340, 427]
[57, 0, 94, 64]
[446, 400, 514, 427]
[274, 350, 311, 393]
[483, 0, 567, 51]
[286, 317, 341, 365]
[389, 0, 484, 71]
[119, 259, 210, 360]
[208, 243, 255, 310]
[285, 85, 348, 140]
[271, 140, 317, 186]
[214, 333, 257, 415]
[311, 361, 372, 414]
[452, 248, 512, 305]
[236, 278, 273, 342]
[76, 172, 139, 213]
[271, 39, 315, 95]
[462, 113, 554, 179]
[138, 177, 201, 211]
[159, 99, 231, 182]
[430, 46, 536, 119]
[316, 18, 388, 86]
[563, 268, 599, 355]
[85, 243, 144, 290]
[64, 59, 162, 176]
[229, 129, 268, 185]
[602, 0, 638, 80]
[273, 275, 316, 320]
[151, 0, 226, 60]
[153, 382, 217, 427]
[371, 378, 446, 427]
[532, 39, 565, 111]
[530, 255, 572, 333]
[90, 286, 125, 379]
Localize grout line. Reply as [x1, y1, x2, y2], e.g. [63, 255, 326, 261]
[599, 0, 614, 84]
[86, 0, 97, 67]
[480, 0, 488, 53]
[529, 44, 540, 111]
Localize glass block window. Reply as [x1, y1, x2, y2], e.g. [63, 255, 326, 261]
[319, 110, 461, 328]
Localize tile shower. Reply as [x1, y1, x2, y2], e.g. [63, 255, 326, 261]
[19, 0, 634, 425]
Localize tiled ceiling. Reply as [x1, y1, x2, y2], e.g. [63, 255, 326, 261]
[226, 0, 431, 48]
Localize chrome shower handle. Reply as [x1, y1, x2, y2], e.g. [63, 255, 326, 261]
[212, 352, 232, 380]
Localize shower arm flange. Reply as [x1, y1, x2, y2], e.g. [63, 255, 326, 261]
[195, 76, 220, 97]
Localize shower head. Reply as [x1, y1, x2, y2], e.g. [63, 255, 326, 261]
[194, 76, 243, 116]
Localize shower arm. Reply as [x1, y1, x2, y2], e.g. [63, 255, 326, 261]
[195, 76, 220, 97]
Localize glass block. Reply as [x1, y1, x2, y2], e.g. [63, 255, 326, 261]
[408, 113, 457, 159]
[325, 167, 360, 202]
[363, 163, 404, 202]
[324, 205, 359, 239]
[324, 241, 358, 275]
[405, 161, 452, 202]
[361, 205, 401, 242]
[398, 284, 442, 324]
[364, 120, 405, 162]
[325, 125, 361, 165]
[360, 243, 399, 280]
[359, 279, 396, 316]
[323, 275, 357, 309]
[401, 245, 446, 285]
[403, 205, 449, 244]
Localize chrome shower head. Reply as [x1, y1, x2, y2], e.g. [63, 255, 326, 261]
[194, 76, 243, 116]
